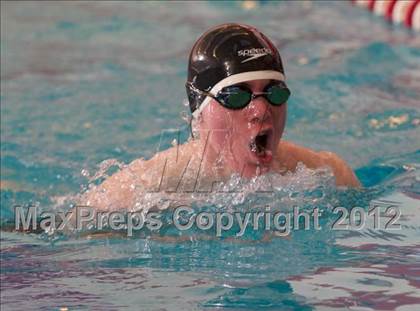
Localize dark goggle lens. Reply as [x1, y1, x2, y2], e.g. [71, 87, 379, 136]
[218, 86, 251, 109]
[266, 85, 291, 105]
[216, 83, 291, 109]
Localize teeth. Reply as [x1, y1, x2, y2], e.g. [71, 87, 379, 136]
[249, 140, 264, 155]
[250, 141, 258, 153]
[250, 130, 272, 157]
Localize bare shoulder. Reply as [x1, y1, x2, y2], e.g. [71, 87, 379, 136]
[79, 158, 146, 210]
[317, 150, 361, 187]
[276, 140, 361, 187]
[79, 140, 200, 210]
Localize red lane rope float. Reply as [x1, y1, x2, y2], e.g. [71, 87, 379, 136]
[384, 0, 398, 21]
[368, 0, 376, 11]
[352, 0, 420, 31]
[408, 0, 420, 29]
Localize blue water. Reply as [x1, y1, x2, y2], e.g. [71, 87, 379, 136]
[1, 1, 420, 310]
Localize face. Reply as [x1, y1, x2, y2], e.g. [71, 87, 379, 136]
[198, 79, 287, 178]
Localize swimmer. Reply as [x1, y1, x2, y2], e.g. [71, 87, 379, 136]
[81, 23, 360, 211]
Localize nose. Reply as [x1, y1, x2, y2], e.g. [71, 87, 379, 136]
[246, 96, 271, 124]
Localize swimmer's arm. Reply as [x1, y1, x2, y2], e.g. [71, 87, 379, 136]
[79, 159, 146, 211]
[277, 141, 360, 188]
[78, 143, 196, 210]
[318, 151, 361, 188]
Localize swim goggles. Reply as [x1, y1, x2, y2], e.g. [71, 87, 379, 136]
[186, 81, 291, 110]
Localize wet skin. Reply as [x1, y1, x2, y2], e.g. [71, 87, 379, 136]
[80, 79, 360, 210]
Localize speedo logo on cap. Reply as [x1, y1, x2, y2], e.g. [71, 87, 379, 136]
[238, 48, 272, 63]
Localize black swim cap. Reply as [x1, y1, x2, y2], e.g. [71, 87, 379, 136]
[186, 23, 287, 116]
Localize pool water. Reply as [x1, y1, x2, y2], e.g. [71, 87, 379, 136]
[1, 1, 420, 310]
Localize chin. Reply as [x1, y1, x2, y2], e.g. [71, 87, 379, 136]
[238, 160, 271, 178]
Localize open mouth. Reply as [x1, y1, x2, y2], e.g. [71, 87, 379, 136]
[249, 129, 273, 163]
